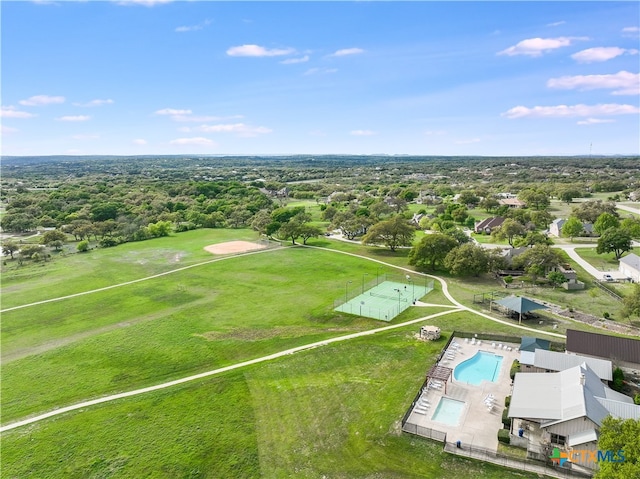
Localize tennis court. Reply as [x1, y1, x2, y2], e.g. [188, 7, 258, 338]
[335, 277, 434, 321]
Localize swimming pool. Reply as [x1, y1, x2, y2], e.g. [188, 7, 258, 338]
[454, 351, 503, 385]
[431, 397, 465, 426]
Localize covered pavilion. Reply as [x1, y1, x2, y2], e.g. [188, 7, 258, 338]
[491, 295, 549, 324]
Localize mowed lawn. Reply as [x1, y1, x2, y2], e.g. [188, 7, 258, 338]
[1, 232, 455, 423]
[0, 229, 262, 309]
[2, 327, 543, 479]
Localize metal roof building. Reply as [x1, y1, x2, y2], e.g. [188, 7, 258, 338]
[566, 329, 640, 368]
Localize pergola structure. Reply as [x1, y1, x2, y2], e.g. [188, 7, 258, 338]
[426, 364, 453, 394]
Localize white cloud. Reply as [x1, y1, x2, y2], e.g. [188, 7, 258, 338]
[547, 21, 566, 27]
[280, 55, 310, 65]
[175, 19, 211, 33]
[547, 71, 639, 95]
[169, 137, 215, 146]
[171, 114, 219, 122]
[226, 44, 295, 57]
[331, 48, 364, 57]
[303, 67, 338, 76]
[19, 95, 65, 106]
[1, 125, 19, 134]
[502, 103, 640, 119]
[56, 115, 91, 122]
[73, 99, 114, 107]
[577, 118, 616, 125]
[350, 130, 375, 136]
[622, 26, 640, 37]
[1, 106, 36, 118]
[156, 108, 192, 116]
[198, 123, 272, 137]
[132, 139, 147, 145]
[571, 47, 638, 63]
[497, 36, 588, 57]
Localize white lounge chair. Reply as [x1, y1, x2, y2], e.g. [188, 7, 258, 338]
[492, 342, 496, 348]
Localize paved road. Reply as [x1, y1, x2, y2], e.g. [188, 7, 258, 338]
[0, 244, 566, 432]
[616, 203, 640, 215]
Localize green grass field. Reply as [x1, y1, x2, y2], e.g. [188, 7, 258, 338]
[1, 229, 626, 478]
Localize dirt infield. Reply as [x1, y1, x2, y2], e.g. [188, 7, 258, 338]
[204, 241, 268, 255]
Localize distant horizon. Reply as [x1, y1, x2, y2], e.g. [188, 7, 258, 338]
[2, 2, 639, 156]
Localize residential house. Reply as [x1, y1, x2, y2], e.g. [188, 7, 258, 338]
[619, 253, 640, 283]
[508, 364, 639, 470]
[566, 329, 640, 370]
[474, 216, 505, 234]
[498, 198, 526, 209]
[548, 219, 566, 238]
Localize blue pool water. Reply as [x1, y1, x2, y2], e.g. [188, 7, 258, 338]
[431, 397, 465, 426]
[454, 351, 503, 385]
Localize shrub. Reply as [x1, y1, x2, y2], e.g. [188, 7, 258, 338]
[510, 360, 520, 380]
[504, 275, 514, 285]
[502, 408, 511, 428]
[498, 429, 510, 444]
[504, 395, 511, 408]
[77, 240, 89, 252]
[634, 393, 640, 405]
[612, 367, 624, 392]
[603, 312, 610, 319]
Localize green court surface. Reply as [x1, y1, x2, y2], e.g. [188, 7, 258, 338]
[335, 278, 433, 321]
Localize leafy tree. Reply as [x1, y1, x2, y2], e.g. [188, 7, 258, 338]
[621, 283, 640, 319]
[408, 233, 458, 271]
[20, 244, 45, 260]
[594, 212, 621, 236]
[561, 217, 584, 241]
[147, 220, 172, 237]
[444, 243, 490, 276]
[0, 212, 37, 233]
[479, 197, 500, 213]
[321, 205, 338, 222]
[386, 196, 408, 214]
[518, 189, 550, 210]
[594, 417, 640, 479]
[621, 218, 640, 239]
[546, 271, 566, 288]
[514, 231, 552, 248]
[572, 200, 618, 223]
[597, 228, 633, 260]
[492, 219, 526, 247]
[451, 207, 469, 224]
[442, 227, 471, 245]
[458, 190, 479, 207]
[559, 188, 582, 204]
[512, 245, 564, 281]
[77, 240, 89, 252]
[361, 215, 415, 252]
[1, 240, 20, 259]
[250, 210, 272, 236]
[41, 229, 67, 247]
[298, 224, 322, 245]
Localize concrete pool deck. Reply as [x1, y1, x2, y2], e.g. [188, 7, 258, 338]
[405, 337, 521, 451]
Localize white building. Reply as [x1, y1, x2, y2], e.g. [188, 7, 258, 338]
[619, 253, 640, 282]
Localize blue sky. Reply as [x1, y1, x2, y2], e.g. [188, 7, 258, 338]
[2, 1, 639, 156]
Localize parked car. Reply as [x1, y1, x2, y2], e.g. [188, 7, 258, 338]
[603, 274, 613, 282]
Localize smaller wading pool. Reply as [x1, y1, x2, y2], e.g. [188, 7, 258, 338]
[431, 397, 465, 426]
